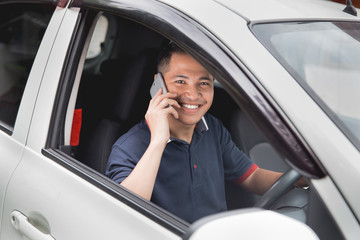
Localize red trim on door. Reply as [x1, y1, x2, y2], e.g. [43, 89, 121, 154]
[70, 109, 82, 146]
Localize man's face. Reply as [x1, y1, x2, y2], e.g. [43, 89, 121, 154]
[163, 52, 214, 126]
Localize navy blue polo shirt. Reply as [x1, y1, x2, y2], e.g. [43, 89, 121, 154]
[106, 114, 257, 223]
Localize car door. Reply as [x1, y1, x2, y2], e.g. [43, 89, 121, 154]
[0, 0, 321, 239]
[0, 0, 59, 234]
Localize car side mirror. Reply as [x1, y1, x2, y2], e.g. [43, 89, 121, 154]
[185, 208, 319, 240]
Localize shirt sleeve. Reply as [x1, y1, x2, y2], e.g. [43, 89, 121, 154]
[106, 124, 150, 183]
[106, 142, 137, 184]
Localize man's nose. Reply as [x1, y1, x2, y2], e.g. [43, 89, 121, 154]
[184, 84, 201, 99]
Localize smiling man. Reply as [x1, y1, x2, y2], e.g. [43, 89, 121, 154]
[106, 43, 297, 223]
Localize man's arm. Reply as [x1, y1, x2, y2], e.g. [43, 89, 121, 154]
[120, 89, 179, 200]
[241, 168, 307, 195]
[120, 140, 166, 200]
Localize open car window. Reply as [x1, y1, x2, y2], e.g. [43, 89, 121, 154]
[56, 9, 302, 222]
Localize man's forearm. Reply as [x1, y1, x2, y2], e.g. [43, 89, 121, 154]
[120, 140, 166, 200]
[241, 168, 308, 195]
[241, 168, 282, 195]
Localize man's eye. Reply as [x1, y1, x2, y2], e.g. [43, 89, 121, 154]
[200, 82, 210, 86]
[176, 80, 185, 84]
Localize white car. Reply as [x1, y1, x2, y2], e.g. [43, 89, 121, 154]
[0, 0, 359, 239]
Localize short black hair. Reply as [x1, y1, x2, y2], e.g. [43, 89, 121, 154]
[157, 41, 186, 74]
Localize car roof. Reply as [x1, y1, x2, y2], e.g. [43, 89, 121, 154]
[213, 0, 360, 21]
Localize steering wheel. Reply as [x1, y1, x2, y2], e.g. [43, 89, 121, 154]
[254, 169, 302, 209]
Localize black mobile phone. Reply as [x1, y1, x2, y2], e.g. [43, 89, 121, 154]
[150, 73, 168, 98]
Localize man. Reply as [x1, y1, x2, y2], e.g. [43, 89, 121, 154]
[106, 43, 304, 223]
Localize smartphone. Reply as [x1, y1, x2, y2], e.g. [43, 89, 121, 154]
[150, 73, 168, 98]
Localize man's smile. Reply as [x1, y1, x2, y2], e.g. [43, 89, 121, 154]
[181, 103, 200, 110]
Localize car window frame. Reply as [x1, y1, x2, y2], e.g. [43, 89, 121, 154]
[44, 0, 325, 234]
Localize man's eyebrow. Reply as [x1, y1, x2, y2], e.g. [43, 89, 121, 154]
[174, 75, 213, 81]
[199, 76, 213, 81]
[175, 74, 189, 79]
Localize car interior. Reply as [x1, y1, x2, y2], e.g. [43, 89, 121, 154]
[57, 11, 344, 239]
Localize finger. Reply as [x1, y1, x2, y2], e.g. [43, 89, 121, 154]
[166, 106, 179, 119]
[169, 99, 181, 108]
[155, 88, 163, 96]
[150, 92, 178, 111]
[151, 90, 170, 106]
[149, 89, 163, 105]
[155, 92, 177, 102]
[162, 92, 177, 99]
[158, 98, 180, 109]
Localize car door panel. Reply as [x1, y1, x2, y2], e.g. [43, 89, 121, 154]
[2, 148, 180, 240]
[0, 135, 25, 234]
[0, 2, 64, 234]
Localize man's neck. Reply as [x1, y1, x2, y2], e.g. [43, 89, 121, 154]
[169, 118, 196, 144]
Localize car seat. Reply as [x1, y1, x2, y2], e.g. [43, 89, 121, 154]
[79, 48, 158, 174]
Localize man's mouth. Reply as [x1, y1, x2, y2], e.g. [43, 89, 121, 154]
[182, 104, 200, 110]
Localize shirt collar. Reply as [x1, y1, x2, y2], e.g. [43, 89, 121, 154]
[196, 116, 209, 133]
[168, 116, 209, 143]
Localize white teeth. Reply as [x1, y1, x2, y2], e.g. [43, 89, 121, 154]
[182, 104, 199, 109]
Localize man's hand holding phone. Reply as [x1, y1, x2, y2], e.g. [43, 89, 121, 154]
[120, 76, 179, 200]
[146, 78, 180, 146]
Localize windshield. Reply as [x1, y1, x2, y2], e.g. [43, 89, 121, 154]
[252, 21, 360, 149]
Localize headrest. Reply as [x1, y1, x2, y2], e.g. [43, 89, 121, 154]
[112, 48, 158, 124]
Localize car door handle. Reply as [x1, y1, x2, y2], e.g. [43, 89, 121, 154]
[11, 210, 55, 240]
